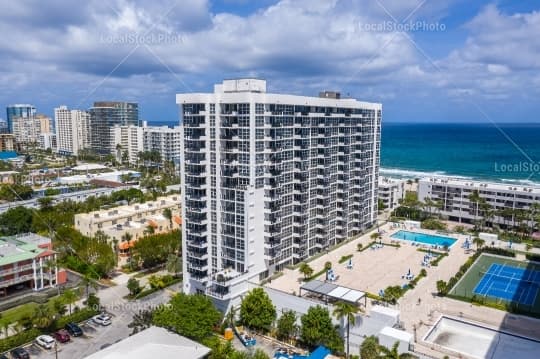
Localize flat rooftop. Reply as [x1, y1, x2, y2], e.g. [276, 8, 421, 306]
[0, 233, 51, 266]
[83, 326, 211, 359]
[421, 177, 540, 194]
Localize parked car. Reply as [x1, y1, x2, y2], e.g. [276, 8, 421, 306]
[10, 347, 30, 359]
[53, 329, 71, 343]
[0, 353, 8, 359]
[92, 314, 112, 326]
[36, 334, 55, 349]
[65, 322, 83, 337]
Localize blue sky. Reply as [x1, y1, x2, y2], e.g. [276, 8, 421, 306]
[0, 0, 539, 123]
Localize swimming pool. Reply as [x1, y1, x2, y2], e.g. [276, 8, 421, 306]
[391, 230, 457, 247]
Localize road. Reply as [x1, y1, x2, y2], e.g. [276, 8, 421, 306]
[22, 274, 181, 359]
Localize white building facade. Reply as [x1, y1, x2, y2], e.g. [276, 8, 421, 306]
[418, 177, 540, 226]
[110, 125, 144, 164]
[38, 133, 57, 150]
[378, 177, 404, 210]
[143, 125, 181, 166]
[178, 79, 381, 310]
[54, 106, 90, 156]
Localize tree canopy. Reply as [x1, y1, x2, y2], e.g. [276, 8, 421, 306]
[300, 305, 343, 353]
[240, 288, 277, 333]
[152, 293, 221, 342]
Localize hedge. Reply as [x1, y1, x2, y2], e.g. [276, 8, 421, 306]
[358, 241, 376, 252]
[480, 247, 515, 257]
[0, 328, 41, 353]
[525, 253, 540, 262]
[133, 277, 182, 300]
[54, 307, 99, 329]
[338, 254, 353, 264]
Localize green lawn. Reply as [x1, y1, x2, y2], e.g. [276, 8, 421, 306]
[0, 295, 67, 326]
[449, 254, 540, 316]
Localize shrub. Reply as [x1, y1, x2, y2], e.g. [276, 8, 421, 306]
[0, 328, 41, 353]
[421, 218, 447, 230]
[480, 247, 515, 257]
[324, 261, 332, 270]
[54, 307, 98, 329]
[338, 254, 353, 264]
[525, 253, 540, 262]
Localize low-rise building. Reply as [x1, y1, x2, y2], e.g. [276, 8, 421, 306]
[0, 171, 19, 184]
[74, 194, 181, 244]
[378, 177, 404, 210]
[0, 233, 58, 297]
[418, 177, 540, 226]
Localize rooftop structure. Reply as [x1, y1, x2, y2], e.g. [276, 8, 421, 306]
[83, 326, 211, 359]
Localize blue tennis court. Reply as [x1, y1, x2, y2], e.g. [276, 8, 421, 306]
[473, 263, 540, 306]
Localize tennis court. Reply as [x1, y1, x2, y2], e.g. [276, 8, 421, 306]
[473, 263, 540, 306]
[449, 254, 540, 316]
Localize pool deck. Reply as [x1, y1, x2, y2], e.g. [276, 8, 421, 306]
[265, 222, 540, 358]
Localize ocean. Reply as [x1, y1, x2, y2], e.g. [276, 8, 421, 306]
[381, 123, 540, 185]
[147, 120, 540, 185]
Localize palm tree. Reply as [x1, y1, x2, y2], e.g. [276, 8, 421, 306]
[163, 208, 173, 229]
[299, 262, 313, 279]
[144, 225, 155, 236]
[112, 238, 119, 266]
[121, 232, 133, 258]
[226, 305, 237, 328]
[43, 258, 56, 288]
[468, 190, 481, 230]
[33, 304, 53, 329]
[472, 237, 485, 251]
[333, 301, 359, 359]
[62, 288, 78, 315]
[166, 253, 182, 277]
[360, 335, 380, 359]
[379, 341, 415, 358]
[81, 273, 98, 302]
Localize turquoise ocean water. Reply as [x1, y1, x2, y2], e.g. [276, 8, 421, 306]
[149, 121, 540, 185]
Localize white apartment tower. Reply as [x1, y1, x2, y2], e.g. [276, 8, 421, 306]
[110, 125, 144, 164]
[178, 79, 381, 310]
[143, 125, 181, 165]
[54, 106, 90, 156]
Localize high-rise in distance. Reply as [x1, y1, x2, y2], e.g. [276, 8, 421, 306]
[6, 104, 36, 133]
[178, 79, 381, 310]
[89, 102, 139, 154]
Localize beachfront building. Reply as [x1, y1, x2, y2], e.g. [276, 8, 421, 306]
[0, 233, 58, 297]
[88, 102, 139, 154]
[378, 177, 404, 210]
[54, 106, 91, 156]
[74, 194, 181, 244]
[418, 177, 540, 226]
[36, 114, 52, 134]
[178, 79, 381, 310]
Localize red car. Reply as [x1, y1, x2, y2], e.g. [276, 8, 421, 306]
[53, 329, 71, 343]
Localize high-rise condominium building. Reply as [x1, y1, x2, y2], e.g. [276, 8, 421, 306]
[54, 106, 90, 156]
[178, 79, 381, 310]
[89, 102, 139, 154]
[6, 104, 36, 133]
[36, 114, 52, 134]
[12, 115, 41, 145]
[110, 123, 181, 166]
[143, 125, 181, 166]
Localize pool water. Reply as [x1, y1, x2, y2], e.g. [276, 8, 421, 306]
[391, 230, 457, 247]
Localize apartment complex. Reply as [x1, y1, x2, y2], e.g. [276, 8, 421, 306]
[110, 125, 144, 164]
[74, 194, 181, 243]
[143, 125, 182, 165]
[6, 104, 36, 133]
[54, 106, 90, 156]
[89, 102, 139, 154]
[38, 133, 57, 150]
[0, 233, 58, 297]
[418, 177, 540, 226]
[12, 115, 43, 145]
[110, 124, 181, 166]
[378, 177, 404, 210]
[36, 114, 52, 134]
[178, 79, 381, 309]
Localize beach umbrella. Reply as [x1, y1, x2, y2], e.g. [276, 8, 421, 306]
[348, 258, 352, 267]
[407, 268, 411, 276]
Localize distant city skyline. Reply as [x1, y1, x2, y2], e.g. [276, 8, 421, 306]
[0, 0, 539, 123]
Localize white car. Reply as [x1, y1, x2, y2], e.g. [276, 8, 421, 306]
[36, 334, 55, 349]
[92, 314, 112, 326]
